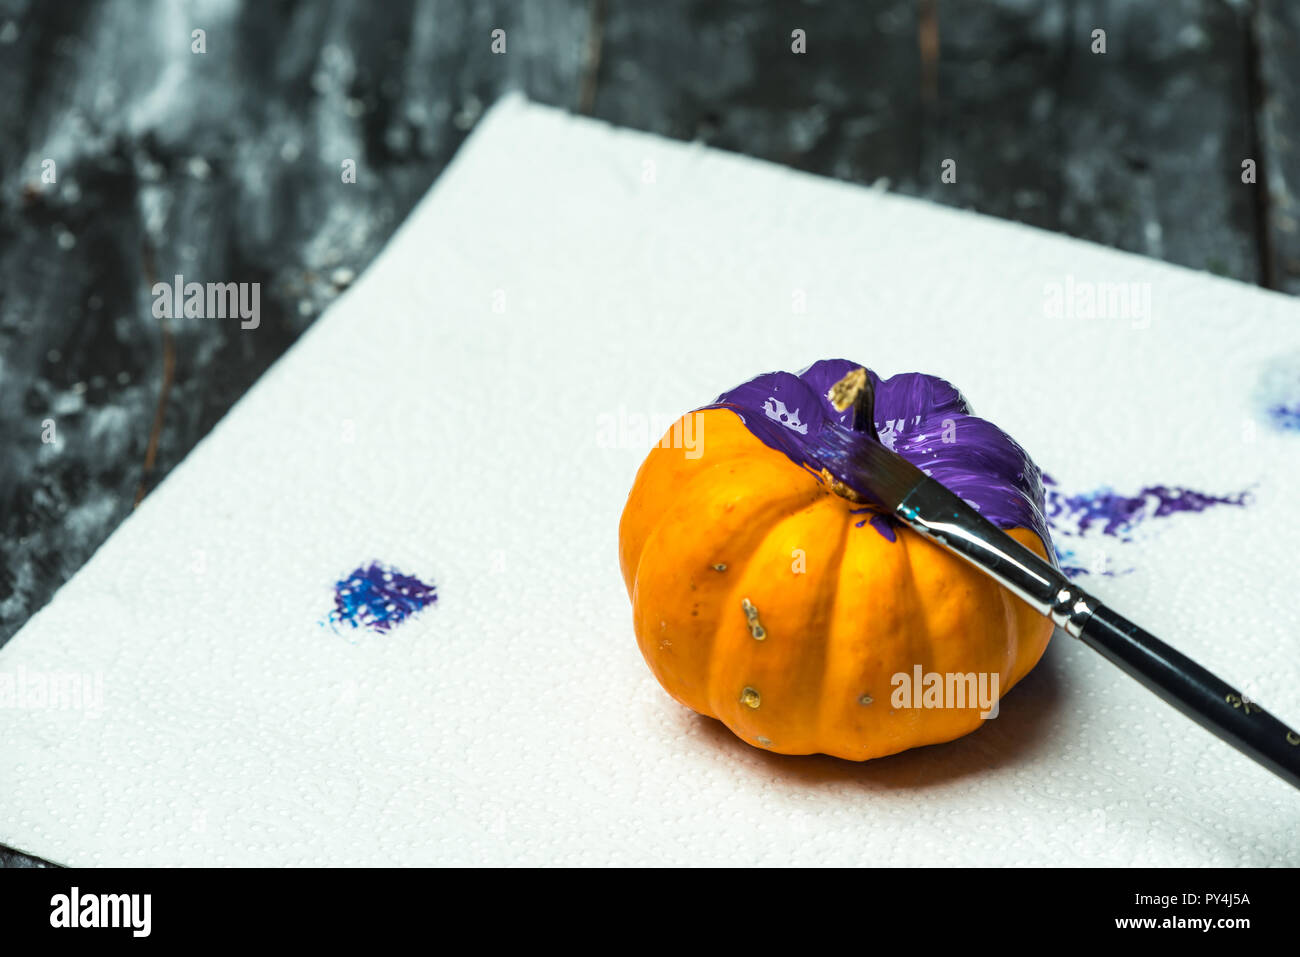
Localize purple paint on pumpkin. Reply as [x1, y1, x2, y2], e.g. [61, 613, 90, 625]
[328, 561, 437, 633]
[699, 361, 1251, 577]
[868, 513, 898, 542]
[846, 507, 897, 539]
[701, 359, 1052, 550]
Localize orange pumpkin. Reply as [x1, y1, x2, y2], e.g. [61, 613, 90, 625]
[618, 362, 1055, 761]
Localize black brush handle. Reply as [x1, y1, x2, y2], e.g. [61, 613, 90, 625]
[1080, 603, 1300, 790]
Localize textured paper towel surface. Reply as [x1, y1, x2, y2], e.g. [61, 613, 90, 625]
[3, 94, 1299, 866]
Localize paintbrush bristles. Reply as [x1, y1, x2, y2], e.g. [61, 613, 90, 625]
[808, 425, 928, 511]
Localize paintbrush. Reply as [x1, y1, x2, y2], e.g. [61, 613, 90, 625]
[809, 409, 1300, 791]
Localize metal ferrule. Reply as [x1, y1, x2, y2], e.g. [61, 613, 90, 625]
[897, 479, 1098, 638]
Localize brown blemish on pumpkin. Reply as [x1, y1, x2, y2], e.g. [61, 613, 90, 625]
[820, 466, 865, 504]
[756, 736, 772, 747]
[740, 686, 761, 709]
[712, 563, 727, 572]
[858, 694, 874, 706]
[741, 598, 766, 640]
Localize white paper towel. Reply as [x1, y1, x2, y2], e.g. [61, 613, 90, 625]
[3, 93, 1299, 866]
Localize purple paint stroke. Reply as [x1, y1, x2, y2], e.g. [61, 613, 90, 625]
[702, 359, 1052, 550]
[328, 561, 438, 633]
[1044, 475, 1252, 579]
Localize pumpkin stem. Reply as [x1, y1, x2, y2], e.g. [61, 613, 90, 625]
[826, 366, 878, 440]
[822, 367, 877, 503]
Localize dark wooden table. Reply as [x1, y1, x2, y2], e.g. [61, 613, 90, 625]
[2, 0, 1298, 867]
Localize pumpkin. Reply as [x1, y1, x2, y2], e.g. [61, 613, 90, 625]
[618, 359, 1056, 761]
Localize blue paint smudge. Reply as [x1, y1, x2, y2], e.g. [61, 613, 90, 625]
[327, 561, 437, 633]
[1051, 546, 1134, 579]
[1052, 547, 1091, 579]
[1256, 352, 1300, 432]
[1264, 400, 1300, 431]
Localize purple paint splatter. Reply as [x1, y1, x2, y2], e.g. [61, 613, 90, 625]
[327, 561, 437, 633]
[1043, 474, 1252, 578]
[1042, 474, 1251, 542]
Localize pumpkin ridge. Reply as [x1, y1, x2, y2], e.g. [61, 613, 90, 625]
[1000, 528, 1055, 693]
[625, 446, 818, 598]
[631, 459, 825, 717]
[702, 488, 842, 728]
[620, 409, 817, 588]
[893, 527, 930, 754]
[619, 410, 784, 593]
[907, 527, 994, 751]
[993, 563, 1020, 689]
[818, 509, 923, 759]
[799, 500, 854, 753]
